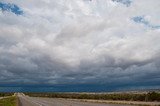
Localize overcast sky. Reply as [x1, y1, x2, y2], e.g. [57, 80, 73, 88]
[0, 0, 160, 91]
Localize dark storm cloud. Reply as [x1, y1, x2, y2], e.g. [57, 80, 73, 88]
[0, 0, 160, 90]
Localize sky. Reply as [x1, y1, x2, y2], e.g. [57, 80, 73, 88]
[0, 0, 160, 92]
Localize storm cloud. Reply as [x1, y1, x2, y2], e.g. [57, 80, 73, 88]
[0, 0, 160, 90]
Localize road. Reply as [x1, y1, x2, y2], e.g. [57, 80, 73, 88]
[17, 93, 131, 106]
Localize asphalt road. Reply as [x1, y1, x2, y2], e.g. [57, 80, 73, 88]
[18, 93, 131, 106]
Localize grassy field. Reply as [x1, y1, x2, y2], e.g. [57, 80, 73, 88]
[25, 91, 160, 102]
[0, 96, 17, 106]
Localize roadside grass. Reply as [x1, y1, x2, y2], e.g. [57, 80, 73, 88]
[0, 96, 17, 106]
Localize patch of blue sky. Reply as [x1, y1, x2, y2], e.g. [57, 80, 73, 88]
[0, 2, 23, 15]
[151, 25, 160, 29]
[132, 16, 148, 25]
[112, 0, 132, 7]
[132, 16, 160, 29]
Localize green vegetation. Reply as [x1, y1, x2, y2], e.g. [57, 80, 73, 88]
[0, 96, 17, 106]
[25, 91, 160, 102]
[0, 93, 13, 97]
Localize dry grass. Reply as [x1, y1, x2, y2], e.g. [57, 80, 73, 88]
[0, 96, 17, 106]
[68, 98, 160, 106]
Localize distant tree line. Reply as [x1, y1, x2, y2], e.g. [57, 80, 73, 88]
[25, 91, 160, 101]
[0, 93, 13, 97]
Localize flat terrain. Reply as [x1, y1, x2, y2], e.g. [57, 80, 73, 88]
[76, 99, 160, 106]
[18, 94, 132, 106]
[18, 93, 160, 106]
[0, 96, 17, 106]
